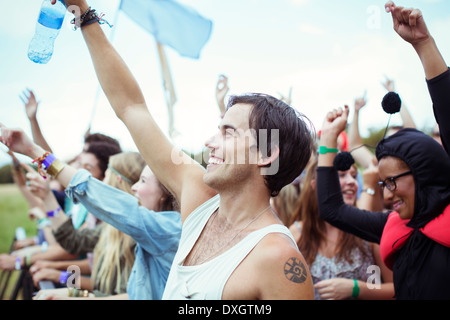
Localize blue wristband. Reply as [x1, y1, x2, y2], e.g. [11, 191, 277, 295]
[59, 271, 69, 285]
[42, 153, 56, 169]
[46, 207, 61, 217]
[15, 257, 22, 270]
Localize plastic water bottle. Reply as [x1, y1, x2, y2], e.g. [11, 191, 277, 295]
[28, 0, 66, 64]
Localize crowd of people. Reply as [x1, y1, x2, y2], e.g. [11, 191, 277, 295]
[0, 1, 449, 300]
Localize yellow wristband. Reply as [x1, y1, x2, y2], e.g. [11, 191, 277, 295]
[46, 159, 65, 178]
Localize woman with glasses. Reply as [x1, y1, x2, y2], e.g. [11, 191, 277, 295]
[315, 2, 450, 300]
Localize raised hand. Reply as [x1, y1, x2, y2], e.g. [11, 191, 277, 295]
[385, 1, 430, 46]
[19, 89, 39, 120]
[354, 92, 367, 113]
[321, 105, 349, 141]
[25, 163, 51, 201]
[385, 1, 447, 81]
[0, 124, 45, 159]
[381, 75, 396, 92]
[215, 74, 229, 115]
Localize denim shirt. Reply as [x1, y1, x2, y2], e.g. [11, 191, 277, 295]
[65, 169, 182, 300]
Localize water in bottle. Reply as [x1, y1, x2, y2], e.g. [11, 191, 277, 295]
[28, 0, 66, 64]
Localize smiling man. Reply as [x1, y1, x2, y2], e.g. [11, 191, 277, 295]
[45, 0, 315, 300]
[162, 95, 314, 299]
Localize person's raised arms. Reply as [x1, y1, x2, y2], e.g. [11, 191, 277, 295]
[385, 1, 447, 79]
[318, 105, 349, 168]
[19, 89, 53, 153]
[52, 0, 216, 220]
[0, 124, 78, 192]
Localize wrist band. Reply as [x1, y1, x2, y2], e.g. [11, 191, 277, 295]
[32, 152, 51, 179]
[37, 218, 52, 229]
[42, 153, 56, 169]
[46, 207, 61, 218]
[46, 159, 66, 178]
[59, 271, 69, 285]
[71, 7, 113, 30]
[41, 241, 48, 252]
[15, 257, 22, 270]
[318, 146, 339, 155]
[352, 279, 360, 298]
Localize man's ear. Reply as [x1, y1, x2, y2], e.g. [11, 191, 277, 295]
[258, 145, 280, 176]
[258, 145, 279, 166]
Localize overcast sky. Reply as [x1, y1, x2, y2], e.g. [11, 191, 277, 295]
[1, 0, 449, 167]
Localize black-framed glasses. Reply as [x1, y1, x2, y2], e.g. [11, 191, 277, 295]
[378, 171, 412, 192]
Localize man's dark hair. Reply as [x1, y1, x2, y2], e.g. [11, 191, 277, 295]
[227, 93, 314, 196]
[84, 133, 121, 151]
[85, 141, 122, 179]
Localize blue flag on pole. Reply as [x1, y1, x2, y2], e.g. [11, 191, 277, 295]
[119, 0, 213, 59]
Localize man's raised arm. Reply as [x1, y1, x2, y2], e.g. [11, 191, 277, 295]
[57, 0, 216, 219]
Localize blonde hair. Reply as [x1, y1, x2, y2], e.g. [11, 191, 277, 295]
[91, 152, 145, 295]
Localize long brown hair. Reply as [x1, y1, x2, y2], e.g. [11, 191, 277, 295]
[290, 158, 369, 266]
[91, 152, 145, 295]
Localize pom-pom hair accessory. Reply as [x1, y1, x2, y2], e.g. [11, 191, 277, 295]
[381, 91, 402, 139]
[333, 151, 355, 171]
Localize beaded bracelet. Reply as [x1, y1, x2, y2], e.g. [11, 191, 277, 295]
[32, 152, 66, 178]
[32, 152, 51, 178]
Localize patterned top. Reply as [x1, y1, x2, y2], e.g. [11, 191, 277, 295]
[310, 241, 375, 300]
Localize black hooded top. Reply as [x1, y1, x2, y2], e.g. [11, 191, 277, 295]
[316, 69, 450, 299]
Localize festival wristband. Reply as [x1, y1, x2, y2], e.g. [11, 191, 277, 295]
[42, 153, 56, 169]
[59, 271, 69, 285]
[41, 241, 48, 252]
[318, 146, 339, 155]
[37, 218, 52, 229]
[46, 207, 61, 218]
[46, 159, 65, 178]
[352, 279, 360, 298]
[15, 257, 22, 270]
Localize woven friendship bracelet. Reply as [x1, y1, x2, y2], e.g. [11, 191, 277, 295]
[71, 7, 113, 30]
[32, 152, 65, 178]
[32, 152, 51, 179]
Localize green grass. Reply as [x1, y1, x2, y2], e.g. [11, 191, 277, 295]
[0, 184, 37, 253]
[0, 184, 38, 300]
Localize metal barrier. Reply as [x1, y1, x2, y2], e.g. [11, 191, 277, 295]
[0, 228, 55, 300]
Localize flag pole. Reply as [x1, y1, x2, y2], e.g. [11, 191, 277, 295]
[156, 41, 177, 139]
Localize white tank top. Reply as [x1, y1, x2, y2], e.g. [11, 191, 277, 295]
[162, 195, 296, 300]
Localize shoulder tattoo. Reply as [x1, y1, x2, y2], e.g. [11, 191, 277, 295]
[283, 257, 308, 284]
